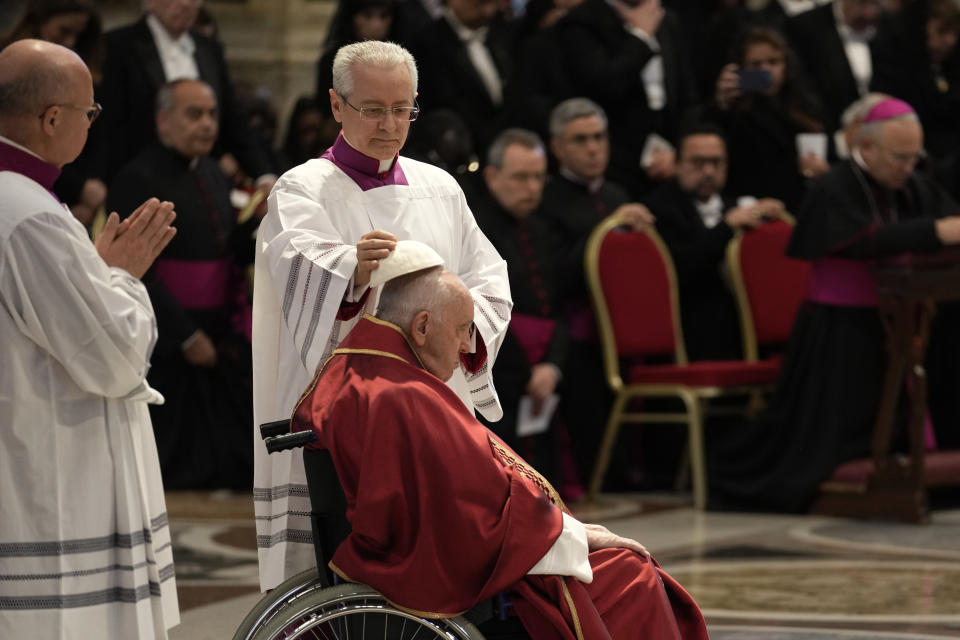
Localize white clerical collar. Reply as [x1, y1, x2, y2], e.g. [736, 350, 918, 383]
[852, 148, 869, 172]
[146, 13, 196, 58]
[0, 134, 45, 161]
[694, 193, 724, 228]
[559, 166, 604, 194]
[341, 132, 395, 173]
[444, 9, 488, 42]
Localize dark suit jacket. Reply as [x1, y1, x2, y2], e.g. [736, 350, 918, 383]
[540, 173, 631, 299]
[558, 1, 698, 197]
[90, 16, 272, 182]
[786, 3, 862, 132]
[645, 180, 742, 361]
[411, 15, 515, 154]
[870, 1, 960, 164]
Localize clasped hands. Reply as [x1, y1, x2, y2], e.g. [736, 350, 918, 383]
[95, 197, 176, 280]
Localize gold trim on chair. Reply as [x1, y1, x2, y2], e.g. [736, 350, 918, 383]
[725, 213, 797, 363]
[583, 215, 706, 507]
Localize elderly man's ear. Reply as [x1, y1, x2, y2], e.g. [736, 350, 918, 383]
[410, 310, 430, 347]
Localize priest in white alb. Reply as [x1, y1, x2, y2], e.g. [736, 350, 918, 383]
[0, 40, 179, 639]
[252, 40, 512, 590]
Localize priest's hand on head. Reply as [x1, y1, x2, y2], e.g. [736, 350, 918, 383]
[95, 198, 177, 280]
[583, 523, 650, 557]
[354, 230, 398, 288]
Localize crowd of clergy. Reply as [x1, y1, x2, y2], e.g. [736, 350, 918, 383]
[5, 0, 960, 507]
[6, 0, 960, 638]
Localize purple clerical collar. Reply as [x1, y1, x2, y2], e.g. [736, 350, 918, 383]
[321, 133, 408, 191]
[0, 137, 61, 197]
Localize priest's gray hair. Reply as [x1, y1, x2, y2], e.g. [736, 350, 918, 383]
[548, 97, 608, 138]
[856, 111, 920, 146]
[376, 266, 454, 328]
[486, 128, 546, 169]
[332, 41, 418, 99]
[156, 78, 215, 113]
[0, 53, 71, 118]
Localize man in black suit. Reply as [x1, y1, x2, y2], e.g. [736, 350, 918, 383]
[786, 0, 884, 133]
[468, 128, 566, 487]
[558, 0, 698, 198]
[540, 98, 653, 489]
[410, 0, 514, 155]
[90, 0, 274, 187]
[645, 123, 785, 361]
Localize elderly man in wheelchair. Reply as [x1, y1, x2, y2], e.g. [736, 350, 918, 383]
[237, 243, 708, 640]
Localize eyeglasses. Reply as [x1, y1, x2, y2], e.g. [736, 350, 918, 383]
[683, 156, 726, 170]
[340, 94, 419, 122]
[41, 102, 103, 124]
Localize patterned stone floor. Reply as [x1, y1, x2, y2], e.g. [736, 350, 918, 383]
[165, 491, 960, 639]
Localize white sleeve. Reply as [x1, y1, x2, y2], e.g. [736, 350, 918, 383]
[527, 512, 593, 583]
[260, 185, 360, 370]
[1, 213, 157, 398]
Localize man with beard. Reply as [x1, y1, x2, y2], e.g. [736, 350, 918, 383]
[646, 123, 785, 362]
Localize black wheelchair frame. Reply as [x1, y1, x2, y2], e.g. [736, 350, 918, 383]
[233, 422, 529, 640]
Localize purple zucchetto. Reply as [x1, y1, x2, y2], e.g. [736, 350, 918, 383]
[863, 98, 915, 124]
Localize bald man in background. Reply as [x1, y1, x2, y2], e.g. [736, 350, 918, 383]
[0, 40, 179, 639]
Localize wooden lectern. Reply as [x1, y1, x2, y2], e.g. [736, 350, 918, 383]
[812, 249, 960, 523]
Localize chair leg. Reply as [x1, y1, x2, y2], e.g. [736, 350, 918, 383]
[673, 442, 690, 492]
[680, 392, 707, 510]
[587, 392, 630, 501]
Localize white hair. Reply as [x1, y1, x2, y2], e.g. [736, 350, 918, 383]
[856, 111, 920, 146]
[331, 41, 418, 99]
[548, 97, 608, 138]
[375, 266, 454, 328]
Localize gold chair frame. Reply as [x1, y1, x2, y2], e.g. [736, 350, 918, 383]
[585, 215, 766, 509]
[724, 212, 797, 363]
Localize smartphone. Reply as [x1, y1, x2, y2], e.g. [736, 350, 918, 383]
[737, 69, 772, 93]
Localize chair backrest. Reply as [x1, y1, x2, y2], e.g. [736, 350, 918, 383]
[726, 217, 811, 361]
[585, 215, 687, 391]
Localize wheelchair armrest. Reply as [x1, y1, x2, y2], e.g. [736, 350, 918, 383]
[265, 431, 317, 453]
[260, 420, 292, 440]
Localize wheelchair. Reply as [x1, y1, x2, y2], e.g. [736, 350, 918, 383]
[233, 422, 529, 640]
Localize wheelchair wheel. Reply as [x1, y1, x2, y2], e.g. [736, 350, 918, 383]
[233, 568, 326, 640]
[252, 582, 485, 640]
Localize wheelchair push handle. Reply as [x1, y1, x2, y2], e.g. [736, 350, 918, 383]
[260, 420, 317, 453]
[264, 430, 317, 453]
[260, 420, 291, 440]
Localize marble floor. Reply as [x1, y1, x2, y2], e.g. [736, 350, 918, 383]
[165, 491, 960, 639]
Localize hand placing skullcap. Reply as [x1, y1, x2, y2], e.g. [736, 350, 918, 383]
[368, 239, 445, 288]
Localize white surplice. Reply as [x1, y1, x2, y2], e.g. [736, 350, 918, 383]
[0, 173, 179, 638]
[252, 155, 512, 590]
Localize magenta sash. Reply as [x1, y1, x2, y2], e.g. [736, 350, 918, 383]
[510, 313, 556, 365]
[806, 258, 878, 307]
[153, 258, 231, 310]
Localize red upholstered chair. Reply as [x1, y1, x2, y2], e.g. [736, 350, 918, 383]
[585, 215, 780, 509]
[725, 216, 811, 362]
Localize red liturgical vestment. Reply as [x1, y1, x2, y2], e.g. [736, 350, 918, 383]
[292, 315, 707, 639]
